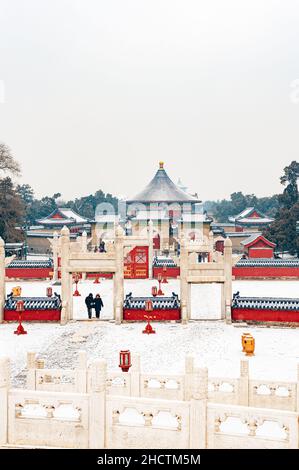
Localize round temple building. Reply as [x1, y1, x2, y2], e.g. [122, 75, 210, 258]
[125, 162, 212, 252]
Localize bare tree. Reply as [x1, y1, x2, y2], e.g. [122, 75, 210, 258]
[0, 142, 21, 176]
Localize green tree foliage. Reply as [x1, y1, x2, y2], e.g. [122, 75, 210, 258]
[0, 178, 24, 241]
[0, 144, 24, 241]
[204, 192, 279, 223]
[65, 190, 119, 219]
[278, 161, 299, 209]
[264, 161, 299, 255]
[15, 185, 119, 226]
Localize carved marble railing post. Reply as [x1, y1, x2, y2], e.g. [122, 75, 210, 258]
[0, 237, 5, 323]
[148, 220, 154, 279]
[114, 225, 124, 324]
[26, 352, 37, 390]
[190, 367, 208, 448]
[81, 231, 88, 281]
[51, 231, 59, 283]
[184, 355, 195, 401]
[130, 353, 141, 397]
[81, 231, 88, 253]
[180, 235, 189, 322]
[0, 357, 10, 445]
[223, 238, 232, 323]
[60, 226, 71, 324]
[239, 359, 249, 406]
[181, 300, 188, 325]
[76, 350, 87, 393]
[89, 359, 107, 449]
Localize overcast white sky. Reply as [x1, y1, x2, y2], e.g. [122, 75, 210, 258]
[0, 0, 299, 201]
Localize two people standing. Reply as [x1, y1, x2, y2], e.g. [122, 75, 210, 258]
[85, 293, 104, 319]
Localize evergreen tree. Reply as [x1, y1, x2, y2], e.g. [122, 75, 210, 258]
[0, 144, 24, 241]
[0, 177, 24, 241]
[264, 161, 299, 255]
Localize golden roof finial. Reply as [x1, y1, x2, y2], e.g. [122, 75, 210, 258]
[159, 161, 164, 169]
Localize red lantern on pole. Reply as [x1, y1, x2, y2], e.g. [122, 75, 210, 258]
[119, 350, 131, 372]
[143, 300, 156, 334]
[14, 300, 27, 335]
[145, 299, 153, 312]
[151, 286, 158, 297]
[162, 265, 168, 283]
[46, 287, 53, 297]
[157, 273, 164, 296]
[73, 273, 81, 296]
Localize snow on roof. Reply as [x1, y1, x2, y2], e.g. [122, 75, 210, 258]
[241, 233, 276, 247]
[131, 210, 169, 220]
[59, 208, 88, 223]
[240, 232, 262, 245]
[229, 207, 273, 224]
[224, 232, 256, 238]
[177, 213, 212, 223]
[36, 208, 89, 225]
[237, 217, 274, 224]
[127, 162, 200, 203]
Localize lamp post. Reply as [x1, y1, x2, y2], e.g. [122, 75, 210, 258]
[157, 273, 164, 296]
[119, 350, 131, 372]
[14, 300, 27, 335]
[151, 286, 158, 297]
[143, 300, 156, 334]
[162, 265, 168, 283]
[46, 287, 53, 297]
[73, 273, 81, 296]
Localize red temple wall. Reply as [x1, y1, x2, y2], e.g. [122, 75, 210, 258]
[153, 266, 180, 278]
[123, 308, 181, 321]
[5, 268, 53, 279]
[248, 248, 274, 258]
[4, 309, 61, 321]
[232, 308, 299, 323]
[233, 266, 299, 278]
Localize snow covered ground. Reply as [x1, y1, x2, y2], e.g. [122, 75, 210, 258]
[1, 279, 299, 387]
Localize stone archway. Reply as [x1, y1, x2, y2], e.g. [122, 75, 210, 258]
[180, 234, 232, 323]
[59, 225, 124, 325]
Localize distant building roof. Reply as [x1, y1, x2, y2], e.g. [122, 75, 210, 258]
[36, 208, 89, 225]
[229, 207, 274, 225]
[178, 213, 212, 223]
[235, 258, 299, 268]
[131, 210, 169, 221]
[127, 162, 200, 204]
[240, 233, 276, 248]
[26, 231, 78, 239]
[225, 232, 256, 238]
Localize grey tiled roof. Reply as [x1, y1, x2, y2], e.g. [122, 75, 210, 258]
[232, 294, 299, 311]
[5, 295, 61, 310]
[153, 257, 177, 267]
[240, 233, 262, 246]
[124, 293, 180, 309]
[235, 258, 299, 267]
[127, 165, 200, 203]
[7, 259, 53, 269]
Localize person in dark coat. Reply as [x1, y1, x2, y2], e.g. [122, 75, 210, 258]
[99, 241, 106, 253]
[85, 293, 94, 319]
[94, 294, 104, 319]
